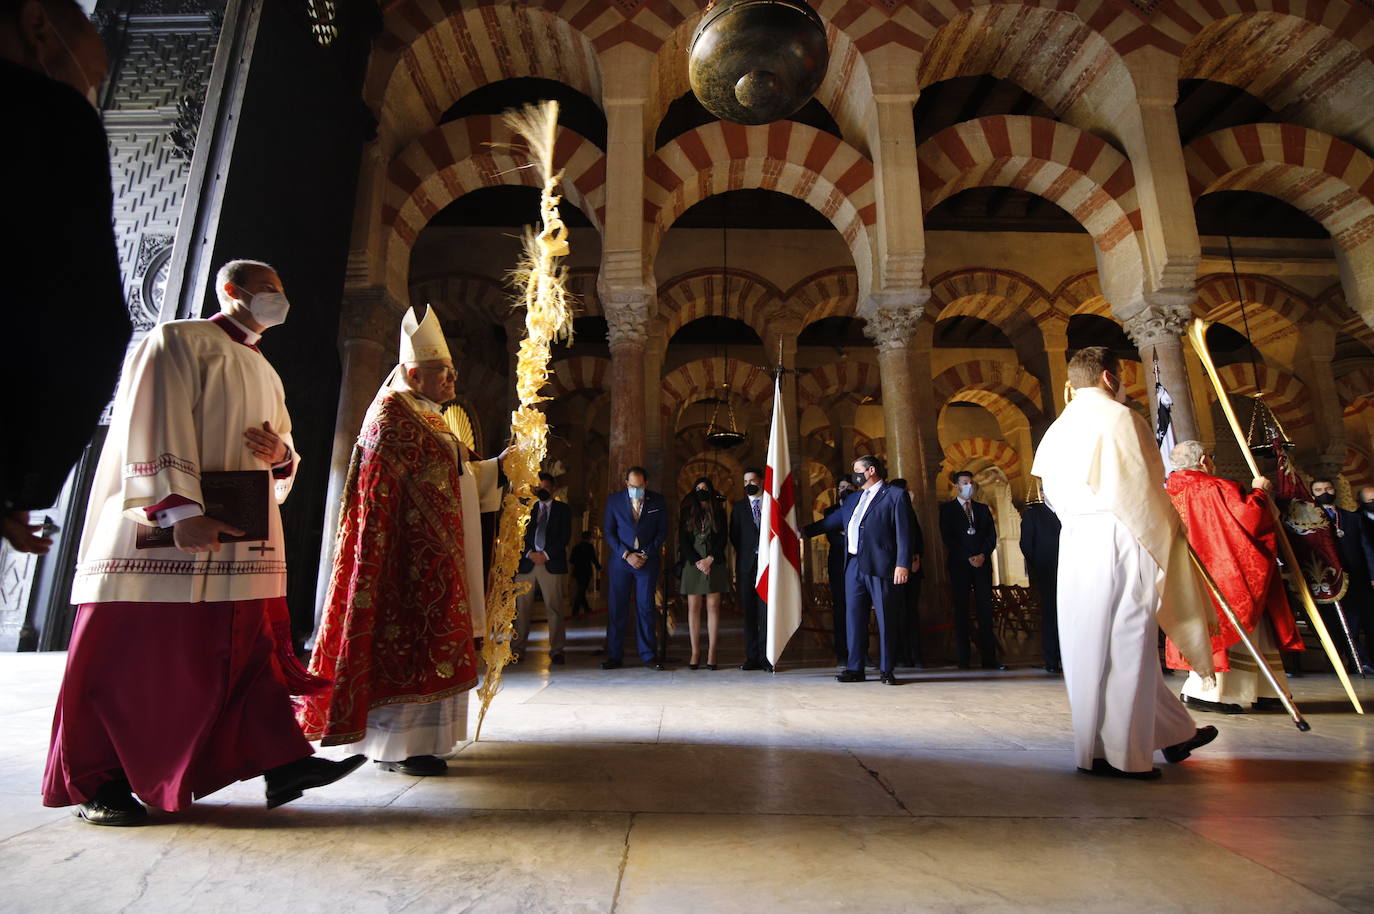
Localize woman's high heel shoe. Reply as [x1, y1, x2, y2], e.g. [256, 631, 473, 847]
[689, 662, 699, 670]
[706, 663, 718, 671]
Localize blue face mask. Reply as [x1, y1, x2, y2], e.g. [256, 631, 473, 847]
[627, 486, 645, 500]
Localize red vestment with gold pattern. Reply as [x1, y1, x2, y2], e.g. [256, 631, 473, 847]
[1164, 469, 1303, 672]
[298, 390, 479, 746]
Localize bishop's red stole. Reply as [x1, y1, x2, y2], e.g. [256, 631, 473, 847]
[298, 391, 478, 745]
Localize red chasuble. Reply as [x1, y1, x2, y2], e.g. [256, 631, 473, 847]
[298, 390, 479, 746]
[1165, 470, 1303, 671]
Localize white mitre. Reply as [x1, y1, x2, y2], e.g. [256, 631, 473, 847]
[382, 304, 452, 394]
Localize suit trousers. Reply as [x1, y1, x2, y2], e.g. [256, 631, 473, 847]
[607, 559, 659, 662]
[949, 560, 998, 666]
[737, 567, 765, 664]
[844, 558, 897, 673]
[894, 576, 922, 666]
[828, 563, 847, 663]
[571, 572, 593, 615]
[513, 564, 568, 656]
[1030, 563, 1060, 668]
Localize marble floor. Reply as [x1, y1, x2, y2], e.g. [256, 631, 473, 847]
[1, 614, 1372, 914]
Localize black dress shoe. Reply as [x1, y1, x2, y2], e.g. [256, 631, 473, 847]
[835, 669, 865, 682]
[1163, 725, 1219, 763]
[551, 654, 565, 665]
[264, 754, 366, 808]
[1183, 695, 1243, 714]
[375, 755, 448, 777]
[879, 670, 898, 685]
[1077, 758, 1161, 780]
[600, 659, 623, 670]
[644, 661, 665, 671]
[762, 660, 774, 673]
[75, 780, 148, 827]
[740, 660, 765, 671]
[1045, 665, 1062, 674]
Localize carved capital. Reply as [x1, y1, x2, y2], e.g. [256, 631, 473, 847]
[602, 284, 653, 349]
[1122, 292, 1193, 349]
[860, 288, 929, 352]
[339, 287, 403, 348]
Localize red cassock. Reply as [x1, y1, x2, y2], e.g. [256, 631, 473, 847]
[42, 599, 312, 811]
[297, 391, 480, 746]
[1165, 470, 1303, 671]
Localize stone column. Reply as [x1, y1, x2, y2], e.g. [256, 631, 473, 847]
[862, 289, 930, 482]
[1122, 294, 1199, 442]
[1299, 320, 1347, 477]
[313, 287, 400, 629]
[643, 319, 668, 486]
[1040, 319, 1070, 420]
[604, 288, 651, 491]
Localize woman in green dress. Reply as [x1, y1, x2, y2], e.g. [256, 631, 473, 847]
[678, 477, 730, 669]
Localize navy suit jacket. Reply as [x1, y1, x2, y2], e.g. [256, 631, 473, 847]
[939, 499, 998, 564]
[729, 496, 763, 578]
[604, 489, 668, 569]
[517, 499, 571, 574]
[806, 482, 914, 578]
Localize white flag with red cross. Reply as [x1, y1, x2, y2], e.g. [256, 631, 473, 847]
[757, 375, 803, 667]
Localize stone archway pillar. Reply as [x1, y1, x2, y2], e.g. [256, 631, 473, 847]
[313, 287, 401, 632]
[1122, 293, 1200, 444]
[1041, 320, 1070, 419]
[604, 289, 651, 491]
[863, 289, 929, 482]
[1299, 321, 1347, 477]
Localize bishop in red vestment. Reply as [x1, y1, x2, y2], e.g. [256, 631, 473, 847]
[1165, 441, 1303, 712]
[42, 260, 364, 826]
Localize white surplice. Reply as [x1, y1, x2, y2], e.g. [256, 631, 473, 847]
[342, 381, 499, 760]
[72, 318, 297, 605]
[1032, 388, 1214, 772]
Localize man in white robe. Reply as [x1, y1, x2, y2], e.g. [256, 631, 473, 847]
[1032, 346, 1219, 779]
[301, 305, 504, 776]
[43, 259, 364, 824]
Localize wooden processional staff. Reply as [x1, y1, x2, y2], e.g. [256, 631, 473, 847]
[1186, 317, 1365, 715]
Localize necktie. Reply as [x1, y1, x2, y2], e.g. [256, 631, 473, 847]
[964, 500, 975, 532]
[847, 489, 872, 555]
[534, 503, 548, 552]
[632, 498, 642, 522]
[752, 498, 761, 527]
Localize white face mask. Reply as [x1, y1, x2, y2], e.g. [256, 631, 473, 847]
[627, 486, 645, 501]
[958, 483, 974, 499]
[1108, 374, 1128, 403]
[246, 290, 290, 328]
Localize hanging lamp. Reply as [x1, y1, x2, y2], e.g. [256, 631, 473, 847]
[705, 199, 747, 449]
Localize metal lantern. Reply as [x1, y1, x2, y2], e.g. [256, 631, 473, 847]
[688, 0, 830, 125]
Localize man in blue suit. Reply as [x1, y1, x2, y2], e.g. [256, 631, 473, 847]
[804, 455, 915, 684]
[602, 466, 668, 670]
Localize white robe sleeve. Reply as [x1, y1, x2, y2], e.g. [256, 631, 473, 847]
[115, 326, 204, 523]
[468, 457, 502, 512]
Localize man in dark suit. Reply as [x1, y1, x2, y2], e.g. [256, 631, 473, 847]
[817, 478, 857, 664]
[1019, 492, 1062, 674]
[730, 466, 771, 671]
[888, 479, 926, 668]
[569, 530, 601, 617]
[939, 470, 1005, 670]
[1312, 478, 1374, 674]
[514, 472, 573, 664]
[804, 455, 914, 685]
[602, 465, 668, 670]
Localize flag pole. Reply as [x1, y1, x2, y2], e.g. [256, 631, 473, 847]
[1187, 318, 1363, 713]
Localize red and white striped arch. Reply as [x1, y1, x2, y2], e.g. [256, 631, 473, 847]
[1185, 124, 1374, 251]
[1052, 271, 1106, 318]
[656, 269, 782, 340]
[919, 115, 1145, 308]
[366, 1, 603, 154]
[1157, 0, 1374, 60]
[927, 268, 1057, 332]
[380, 116, 607, 296]
[1195, 273, 1320, 347]
[942, 437, 1025, 485]
[1344, 444, 1374, 489]
[790, 268, 860, 328]
[1179, 12, 1374, 152]
[932, 361, 1045, 426]
[1335, 366, 1374, 416]
[798, 360, 882, 406]
[644, 121, 877, 300]
[545, 356, 611, 400]
[660, 357, 775, 427]
[410, 270, 509, 326]
[919, 5, 1137, 151]
[1214, 362, 1313, 431]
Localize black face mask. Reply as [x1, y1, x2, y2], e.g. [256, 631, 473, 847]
[535, 488, 551, 502]
[1316, 492, 1337, 506]
[1363, 501, 1374, 513]
[696, 490, 712, 501]
[743, 484, 760, 497]
[851, 472, 866, 488]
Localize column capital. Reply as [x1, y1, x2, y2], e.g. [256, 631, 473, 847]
[601, 284, 653, 349]
[1122, 292, 1194, 348]
[339, 286, 404, 348]
[861, 288, 929, 351]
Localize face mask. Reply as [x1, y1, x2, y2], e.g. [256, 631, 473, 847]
[1107, 374, 1127, 403]
[44, 20, 99, 109]
[245, 290, 290, 328]
[958, 483, 974, 499]
[1362, 502, 1374, 514]
[627, 486, 645, 500]
[743, 484, 760, 497]
[696, 490, 712, 502]
[535, 488, 551, 502]
[851, 472, 866, 488]
[1316, 492, 1337, 506]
